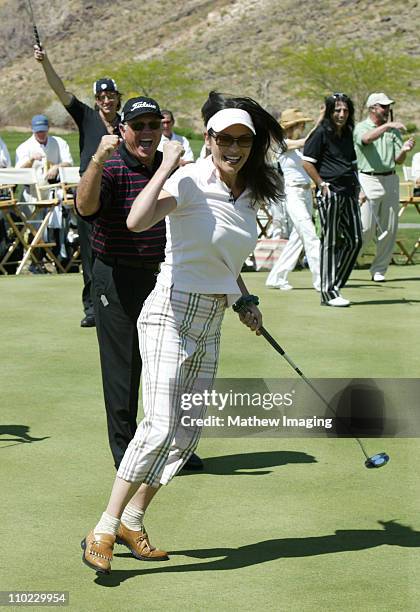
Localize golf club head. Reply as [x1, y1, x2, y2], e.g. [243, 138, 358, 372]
[378, 230, 388, 241]
[365, 452, 389, 469]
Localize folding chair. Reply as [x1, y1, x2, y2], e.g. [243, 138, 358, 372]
[0, 168, 63, 274]
[58, 166, 80, 204]
[58, 166, 81, 272]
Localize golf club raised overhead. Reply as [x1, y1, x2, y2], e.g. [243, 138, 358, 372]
[25, 0, 42, 49]
[233, 297, 389, 470]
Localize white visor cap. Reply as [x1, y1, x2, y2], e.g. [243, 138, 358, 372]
[207, 108, 256, 135]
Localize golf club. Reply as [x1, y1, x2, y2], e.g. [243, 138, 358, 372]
[25, 0, 42, 50]
[370, 205, 388, 241]
[233, 300, 389, 469]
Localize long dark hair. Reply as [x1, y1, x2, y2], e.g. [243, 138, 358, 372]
[322, 93, 355, 133]
[201, 91, 286, 204]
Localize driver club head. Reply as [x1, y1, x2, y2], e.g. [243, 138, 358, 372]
[365, 452, 390, 469]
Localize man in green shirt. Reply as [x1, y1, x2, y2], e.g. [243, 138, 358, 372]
[354, 92, 415, 281]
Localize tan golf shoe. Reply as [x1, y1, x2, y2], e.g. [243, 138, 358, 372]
[116, 523, 169, 561]
[81, 530, 115, 574]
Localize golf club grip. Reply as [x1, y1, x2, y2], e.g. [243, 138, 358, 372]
[33, 25, 42, 49]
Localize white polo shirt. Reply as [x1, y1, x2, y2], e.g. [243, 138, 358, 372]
[157, 156, 258, 305]
[158, 132, 194, 162]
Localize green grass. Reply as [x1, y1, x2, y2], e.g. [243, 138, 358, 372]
[1, 269, 420, 611]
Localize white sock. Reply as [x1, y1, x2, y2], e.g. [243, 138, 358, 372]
[121, 503, 145, 532]
[94, 511, 120, 537]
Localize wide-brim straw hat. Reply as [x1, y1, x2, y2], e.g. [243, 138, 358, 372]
[280, 108, 313, 129]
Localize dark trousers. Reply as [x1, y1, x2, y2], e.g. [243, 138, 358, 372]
[77, 217, 95, 317]
[92, 257, 158, 468]
[317, 190, 362, 302]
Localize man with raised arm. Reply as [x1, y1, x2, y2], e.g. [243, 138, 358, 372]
[34, 44, 121, 327]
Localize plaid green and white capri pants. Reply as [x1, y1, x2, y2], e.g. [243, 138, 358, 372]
[117, 284, 226, 486]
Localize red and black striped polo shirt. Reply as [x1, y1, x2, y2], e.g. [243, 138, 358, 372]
[91, 144, 166, 262]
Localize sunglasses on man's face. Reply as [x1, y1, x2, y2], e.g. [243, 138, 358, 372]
[209, 129, 254, 148]
[96, 92, 118, 101]
[126, 120, 162, 132]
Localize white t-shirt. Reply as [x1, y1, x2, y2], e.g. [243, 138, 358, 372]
[412, 152, 420, 181]
[278, 148, 310, 186]
[157, 156, 258, 305]
[158, 132, 194, 162]
[0, 137, 11, 168]
[15, 134, 73, 180]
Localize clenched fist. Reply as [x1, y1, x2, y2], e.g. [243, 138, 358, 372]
[33, 45, 45, 62]
[95, 135, 120, 164]
[162, 140, 184, 172]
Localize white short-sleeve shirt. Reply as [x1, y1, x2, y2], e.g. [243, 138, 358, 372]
[15, 134, 73, 202]
[15, 134, 73, 179]
[157, 156, 258, 305]
[157, 132, 194, 162]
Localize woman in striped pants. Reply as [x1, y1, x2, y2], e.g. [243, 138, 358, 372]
[81, 91, 286, 574]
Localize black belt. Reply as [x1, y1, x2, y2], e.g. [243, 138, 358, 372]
[360, 171, 395, 176]
[97, 254, 160, 271]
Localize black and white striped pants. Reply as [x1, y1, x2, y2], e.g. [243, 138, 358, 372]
[317, 190, 362, 302]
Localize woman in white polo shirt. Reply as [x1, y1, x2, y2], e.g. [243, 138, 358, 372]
[266, 108, 321, 292]
[81, 91, 285, 575]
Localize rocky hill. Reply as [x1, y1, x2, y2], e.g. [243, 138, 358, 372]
[0, 0, 418, 130]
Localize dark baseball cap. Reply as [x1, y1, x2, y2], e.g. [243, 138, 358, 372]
[121, 97, 164, 123]
[93, 78, 118, 95]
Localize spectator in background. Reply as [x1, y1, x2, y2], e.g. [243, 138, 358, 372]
[354, 93, 415, 282]
[34, 44, 121, 327]
[266, 108, 321, 292]
[157, 110, 194, 165]
[15, 115, 72, 191]
[15, 114, 73, 273]
[303, 93, 362, 307]
[0, 136, 11, 167]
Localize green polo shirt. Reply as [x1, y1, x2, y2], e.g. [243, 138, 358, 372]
[353, 118, 403, 173]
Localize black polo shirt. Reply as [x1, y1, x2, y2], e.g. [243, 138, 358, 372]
[65, 96, 120, 174]
[86, 144, 166, 262]
[303, 124, 358, 193]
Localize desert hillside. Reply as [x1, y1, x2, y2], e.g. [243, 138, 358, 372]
[0, 0, 418, 129]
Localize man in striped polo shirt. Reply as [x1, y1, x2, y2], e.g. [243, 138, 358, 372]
[76, 97, 202, 475]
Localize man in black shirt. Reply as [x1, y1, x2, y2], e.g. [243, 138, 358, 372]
[303, 94, 362, 307]
[34, 45, 121, 327]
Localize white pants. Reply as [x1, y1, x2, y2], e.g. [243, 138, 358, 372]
[266, 185, 320, 289]
[359, 173, 400, 276]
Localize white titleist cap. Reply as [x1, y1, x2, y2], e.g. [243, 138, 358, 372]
[207, 108, 256, 134]
[366, 93, 394, 108]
